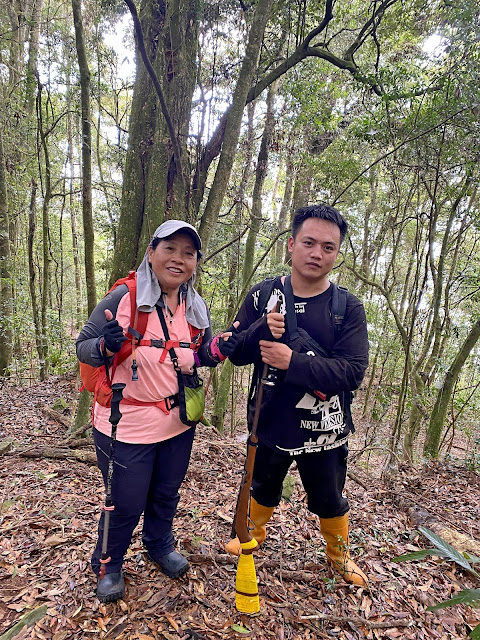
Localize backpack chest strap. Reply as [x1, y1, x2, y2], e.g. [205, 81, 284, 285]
[133, 338, 200, 363]
[136, 338, 199, 350]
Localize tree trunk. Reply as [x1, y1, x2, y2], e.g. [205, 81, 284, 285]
[402, 371, 426, 462]
[284, 164, 313, 263]
[0, 128, 13, 376]
[36, 82, 51, 381]
[6, 0, 26, 87]
[94, 23, 115, 247]
[212, 104, 255, 433]
[242, 79, 277, 284]
[423, 318, 480, 459]
[275, 159, 293, 263]
[110, 0, 199, 284]
[72, 0, 97, 315]
[212, 359, 233, 434]
[28, 180, 43, 376]
[198, 0, 274, 253]
[66, 97, 83, 329]
[24, 0, 43, 116]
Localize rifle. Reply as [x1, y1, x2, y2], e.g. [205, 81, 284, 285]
[99, 382, 126, 580]
[232, 302, 280, 614]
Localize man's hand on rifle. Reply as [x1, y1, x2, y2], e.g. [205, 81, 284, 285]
[260, 302, 290, 369]
[259, 341, 292, 370]
[266, 312, 285, 339]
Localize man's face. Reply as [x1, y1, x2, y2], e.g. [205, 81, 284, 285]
[288, 217, 341, 284]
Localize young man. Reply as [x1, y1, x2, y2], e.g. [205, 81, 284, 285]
[224, 204, 369, 586]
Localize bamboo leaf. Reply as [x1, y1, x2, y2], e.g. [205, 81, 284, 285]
[470, 622, 480, 639]
[231, 623, 252, 634]
[0, 605, 48, 640]
[392, 549, 450, 562]
[419, 526, 474, 572]
[426, 589, 480, 611]
[464, 552, 480, 564]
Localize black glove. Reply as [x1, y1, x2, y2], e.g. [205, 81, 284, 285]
[103, 319, 127, 353]
[218, 331, 240, 357]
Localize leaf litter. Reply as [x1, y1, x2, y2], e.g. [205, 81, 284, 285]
[0, 374, 479, 639]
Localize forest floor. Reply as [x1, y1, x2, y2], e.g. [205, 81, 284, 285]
[0, 374, 479, 640]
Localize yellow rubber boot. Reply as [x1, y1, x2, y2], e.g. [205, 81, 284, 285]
[319, 513, 368, 587]
[225, 498, 274, 556]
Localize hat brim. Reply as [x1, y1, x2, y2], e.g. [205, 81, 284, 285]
[152, 220, 202, 252]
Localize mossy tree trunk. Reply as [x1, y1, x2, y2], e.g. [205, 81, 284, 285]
[110, 0, 199, 284]
[36, 82, 52, 381]
[24, 0, 43, 116]
[423, 318, 480, 459]
[65, 96, 83, 330]
[212, 103, 256, 433]
[1, 0, 40, 377]
[275, 158, 294, 263]
[28, 181, 42, 373]
[72, 0, 97, 429]
[242, 78, 277, 284]
[72, 0, 96, 316]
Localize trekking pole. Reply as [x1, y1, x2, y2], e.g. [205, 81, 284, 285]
[99, 382, 126, 580]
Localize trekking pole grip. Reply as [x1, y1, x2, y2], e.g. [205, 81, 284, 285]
[109, 383, 126, 427]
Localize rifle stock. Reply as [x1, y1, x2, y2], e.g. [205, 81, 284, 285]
[232, 433, 258, 543]
[233, 363, 268, 614]
[232, 301, 280, 614]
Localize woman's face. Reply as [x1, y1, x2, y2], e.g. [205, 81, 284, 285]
[148, 232, 198, 293]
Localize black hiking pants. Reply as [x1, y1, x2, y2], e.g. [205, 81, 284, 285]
[251, 439, 349, 518]
[91, 426, 195, 575]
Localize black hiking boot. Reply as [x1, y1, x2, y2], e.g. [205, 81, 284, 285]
[96, 571, 125, 603]
[147, 550, 189, 578]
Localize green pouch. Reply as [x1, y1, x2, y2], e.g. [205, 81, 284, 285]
[177, 368, 205, 427]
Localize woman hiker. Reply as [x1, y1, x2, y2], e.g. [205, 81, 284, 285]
[76, 220, 236, 603]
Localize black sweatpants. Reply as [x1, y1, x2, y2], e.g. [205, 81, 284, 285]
[251, 439, 349, 518]
[91, 426, 195, 575]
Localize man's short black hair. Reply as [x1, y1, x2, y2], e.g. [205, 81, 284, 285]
[292, 204, 348, 243]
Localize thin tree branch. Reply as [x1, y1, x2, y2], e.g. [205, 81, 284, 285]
[343, 0, 398, 61]
[333, 105, 472, 205]
[203, 225, 250, 264]
[227, 227, 290, 324]
[303, 0, 333, 46]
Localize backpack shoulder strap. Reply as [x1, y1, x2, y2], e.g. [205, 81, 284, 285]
[331, 283, 348, 337]
[285, 278, 348, 341]
[283, 275, 298, 339]
[115, 272, 149, 366]
[123, 274, 148, 341]
[256, 277, 277, 318]
[106, 270, 136, 296]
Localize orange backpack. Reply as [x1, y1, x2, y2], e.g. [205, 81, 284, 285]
[79, 271, 149, 408]
[79, 271, 204, 409]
